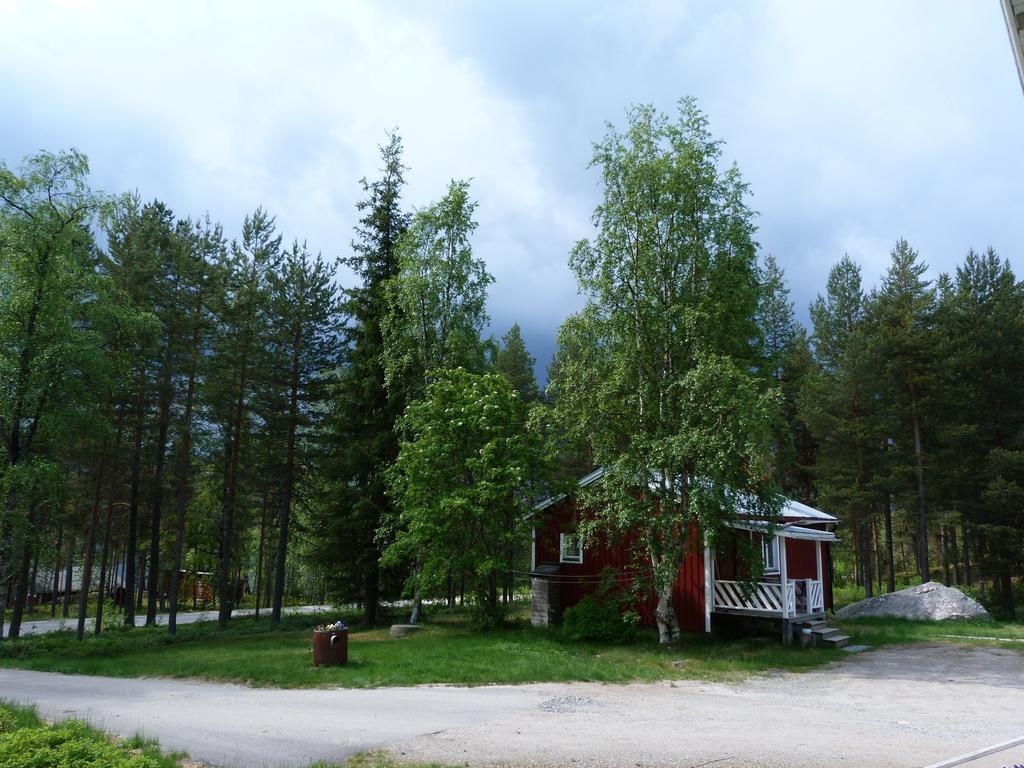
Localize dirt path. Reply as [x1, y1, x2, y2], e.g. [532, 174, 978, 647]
[4, 644, 1022, 767]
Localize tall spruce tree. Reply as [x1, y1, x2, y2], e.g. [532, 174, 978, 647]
[495, 323, 540, 403]
[313, 133, 410, 625]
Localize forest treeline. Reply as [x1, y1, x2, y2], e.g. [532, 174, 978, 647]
[1, 101, 1022, 644]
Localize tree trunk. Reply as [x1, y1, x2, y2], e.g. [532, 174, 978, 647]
[861, 517, 874, 599]
[7, 544, 33, 638]
[62, 534, 75, 618]
[124, 370, 147, 628]
[940, 527, 952, 587]
[28, 550, 39, 612]
[254, 484, 268, 621]
[363, 555, 379, 626]
[146, 347, 175, 626]
[95, 496, 117, 635]
[961, 520, 972, 588]
[272, 325, 303, 624]
[909, 382, 929, 583]
[51, 527, 63, 618]
[998, 572, 1015, 619]
[884, 492, 896, 593]
[135, 547, 147, 613]
[872, 518, 882, 592]
[76, 434, 110, 640]
[168, 343, 200, 636]
[219, 348, 250, 628]
[408, 562, 424, 624]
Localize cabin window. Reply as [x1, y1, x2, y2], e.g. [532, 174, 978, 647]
[559, 533, 583, 564]
[762, 535, 780, 574]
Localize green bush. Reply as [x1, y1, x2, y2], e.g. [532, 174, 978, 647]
[561, 596, 637, 643]
[0, 704, 179, 768]
[0, 720, 163, 768]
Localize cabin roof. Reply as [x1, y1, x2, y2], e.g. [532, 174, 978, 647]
[534, 466, 837, 524]
[1004, 0, 1024, 94]
[730, 519, 838, 542]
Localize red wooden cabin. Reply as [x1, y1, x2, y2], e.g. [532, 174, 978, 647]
[530, 468, 837, 638]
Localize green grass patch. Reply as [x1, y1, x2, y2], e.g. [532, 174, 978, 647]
[836, 616, 1024, 649]
[0, 607, 840, 688]
[0, 701, 185, 768]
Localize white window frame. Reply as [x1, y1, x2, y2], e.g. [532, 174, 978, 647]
[559, 532, 583, 564]
[762, 534, 780, 574]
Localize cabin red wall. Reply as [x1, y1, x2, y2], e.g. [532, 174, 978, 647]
[534, 500, 835, 623]
[534, 499, 706, 633]
[785, 537, 833, 610]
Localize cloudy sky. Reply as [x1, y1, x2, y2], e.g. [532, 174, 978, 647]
[2, 1, 1022, 376]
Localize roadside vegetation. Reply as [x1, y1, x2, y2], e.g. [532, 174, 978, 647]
[839, 616, 1024, 647]
[0, 702, 185, 768]
[0, 607, 840, 689]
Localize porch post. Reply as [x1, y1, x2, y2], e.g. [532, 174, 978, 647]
[779, 534, 790, 645]
[779, 534, 789, 619]
[703, 542, 713, 633]
[815, 539, 823, 612]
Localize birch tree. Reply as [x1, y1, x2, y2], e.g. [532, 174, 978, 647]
[551, 100, 782, 643]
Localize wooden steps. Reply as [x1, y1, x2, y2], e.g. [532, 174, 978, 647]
[805, 619, 850, 649]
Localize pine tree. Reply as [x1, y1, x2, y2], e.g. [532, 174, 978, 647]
[868, 240, 936, 584]
[211, 209, 281, 627]
[801, 256, 880, 596]
[266, 242, 342, 623]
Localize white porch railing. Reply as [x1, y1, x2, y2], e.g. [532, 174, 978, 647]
[713, 579, 825, 616]
[713, 580, 797, 615]
[805, 579, 824, 613]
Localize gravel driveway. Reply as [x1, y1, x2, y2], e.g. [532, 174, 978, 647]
[3, 644, 1022, 768]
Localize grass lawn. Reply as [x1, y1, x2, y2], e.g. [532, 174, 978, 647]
[0, 607, 841, 688]
[838, 616, 1024, 647]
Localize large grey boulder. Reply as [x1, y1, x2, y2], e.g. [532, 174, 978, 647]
[835, 581, 991, 621]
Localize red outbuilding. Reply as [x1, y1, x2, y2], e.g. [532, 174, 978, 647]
[530, 468, 837, 641]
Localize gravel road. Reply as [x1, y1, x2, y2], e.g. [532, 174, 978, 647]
[3, 644, 1022, 768]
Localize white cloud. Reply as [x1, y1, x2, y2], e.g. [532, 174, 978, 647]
[2, 0, 1022, 367]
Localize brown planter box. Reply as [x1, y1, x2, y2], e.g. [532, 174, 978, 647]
[312, 630, 348, 666]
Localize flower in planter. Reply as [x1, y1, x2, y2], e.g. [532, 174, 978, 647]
[315, 620, 347, 632]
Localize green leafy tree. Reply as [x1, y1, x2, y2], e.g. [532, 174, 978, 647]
[383, 178, 492, 389]
[0, 149, 107, 639]
[551, 100, 782, 643]
[381, 177, 493, 623]
[384, 368, 550, 624]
